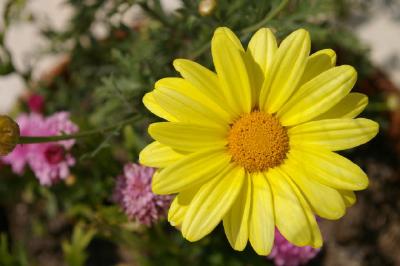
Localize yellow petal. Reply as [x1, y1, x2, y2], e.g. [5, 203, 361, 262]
[173, 59, 231, 112]
[287, 147, 369, 191]
[314, 93, 368, 120]
[148, 122, 227, 153]
[152, 148, 231, 194]
[321, 48, 337, 65]
[267, 168, 321, 247]
[246, 28, 277, 105]
[182, 165, 245, 241]
[143, 92, 177, 121]
[214, 27, 243, 50]
[223, 174, 251, 251]
[259, 29, 310, 113]
[212, 27, 252, 116]
[282, 159, 346, 220]
[278, 65, 357, 126]
[339, 190, 357, 207]
[244, 50, 264, 108]
[249, 172, 275, 255]
[282, 171, 323, 248]
[169, 197, 187, 227]
[299, 49, 336, 86]
[139, 141, 183, 168]
[288, 118, 379, 151]
[168, 186, 200, 227]
[154, 78, 231, 126]
[247, 28, 278, 78]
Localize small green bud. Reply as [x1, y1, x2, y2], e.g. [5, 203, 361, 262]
[199, 0, 217, 16]
[0, 115, 20, 156]
[387, 93, 400, 111]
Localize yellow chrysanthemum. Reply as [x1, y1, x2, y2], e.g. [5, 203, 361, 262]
[139, 27, 379, 255]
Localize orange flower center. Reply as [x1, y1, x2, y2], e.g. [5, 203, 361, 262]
[227, 111, 289, 173]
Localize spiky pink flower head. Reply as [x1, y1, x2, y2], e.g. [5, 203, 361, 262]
[2, 112, 78, 186]
[268, 229, 320, 266]
[113, 163, 172, 226]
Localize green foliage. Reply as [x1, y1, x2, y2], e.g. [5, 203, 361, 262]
[0, 234, 14, 266]
[0, 234, 28, 266]
[62, 223, 96, 266]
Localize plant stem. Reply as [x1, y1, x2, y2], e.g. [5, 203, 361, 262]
[190, 42, 211, 60]
[18, 115, 141, 144]
[241, 0, 290, 34]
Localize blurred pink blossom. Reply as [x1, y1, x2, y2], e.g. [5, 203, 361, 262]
[27, 94, 45, 113]
[113, 163, 172, 226]
[268, 229, 320, 266]
[2, 112, 78, 186]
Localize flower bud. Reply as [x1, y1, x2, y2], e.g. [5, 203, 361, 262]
[0, 115, 20, 156]
[65, 174, 76, 186]
[387, 93, 400, 111]
[198, 0, 217, 16]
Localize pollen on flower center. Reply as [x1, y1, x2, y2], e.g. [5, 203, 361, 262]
[227, 111, 289, 172]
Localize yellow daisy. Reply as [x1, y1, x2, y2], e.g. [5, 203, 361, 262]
[139, 27, 379, 255]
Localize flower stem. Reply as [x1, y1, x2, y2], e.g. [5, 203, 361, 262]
[241, 0, 290, 34]
[18, 115, 142, 144]
[190, 42, 211, 60]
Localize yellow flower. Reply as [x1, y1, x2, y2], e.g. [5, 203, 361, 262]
[139, 27, 378, 255]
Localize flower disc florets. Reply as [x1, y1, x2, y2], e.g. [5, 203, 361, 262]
[228, 111, 289, 172]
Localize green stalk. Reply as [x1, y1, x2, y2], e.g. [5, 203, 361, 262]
[241, 0, 290, 34]
[18, 116, 141, 144]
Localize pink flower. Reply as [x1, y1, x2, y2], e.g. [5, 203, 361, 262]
[27, 94, 45, 113]
[2, 113, 44, 174]
[2, 112, 78, 186]
[113, 163, 172, 226]
[268, 229, 320, 266]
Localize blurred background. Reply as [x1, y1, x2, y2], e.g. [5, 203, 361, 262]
[1, 0, 400, 113]
[0, 0, 400, 265]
